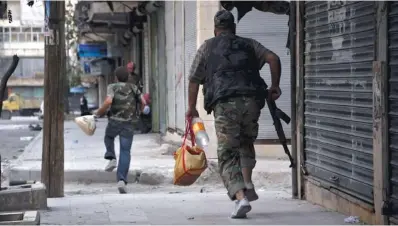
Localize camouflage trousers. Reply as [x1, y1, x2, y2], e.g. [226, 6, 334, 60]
[213, 96, 261, 200]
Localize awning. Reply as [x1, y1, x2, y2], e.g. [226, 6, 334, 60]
[70, 86, 86, 94]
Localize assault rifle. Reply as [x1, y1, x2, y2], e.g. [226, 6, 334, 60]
[264, 88, 295, 168]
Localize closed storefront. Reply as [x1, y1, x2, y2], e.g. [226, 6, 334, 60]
[303, 1, 375, 204]
[183, 1, 197, 104]
[165, 1, 176, 130]
[231, 9, 291, 140]
[388, 1, 398, 223]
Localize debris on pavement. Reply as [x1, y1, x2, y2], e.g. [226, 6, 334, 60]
[344, 216, 360, 224]
[20, 136, 33, 141]
[28, 123, 42, 131]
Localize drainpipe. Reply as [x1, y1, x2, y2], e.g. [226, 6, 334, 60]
[289, 1, 298, 199]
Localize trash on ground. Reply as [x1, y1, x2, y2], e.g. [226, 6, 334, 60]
[344, 216, 360, 224]
[20, 136, 33, 141]
[28, 123, 42, 131]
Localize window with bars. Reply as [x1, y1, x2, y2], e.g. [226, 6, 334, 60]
[0, 26, 45, 43]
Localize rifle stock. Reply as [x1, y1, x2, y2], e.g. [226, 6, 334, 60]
[265, 89, 295, 168]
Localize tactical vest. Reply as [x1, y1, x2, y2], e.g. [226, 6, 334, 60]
[203, 33, 263, 114]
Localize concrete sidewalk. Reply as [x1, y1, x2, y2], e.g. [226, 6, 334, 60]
[8, 119, 292, 186]
[41, 190, 356, 225]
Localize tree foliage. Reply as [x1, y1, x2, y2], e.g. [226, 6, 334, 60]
[65, 0, 81, 87]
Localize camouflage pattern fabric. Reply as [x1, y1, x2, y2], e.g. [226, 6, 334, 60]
[107, 82, 141, 122]
[213, 96, 260, 200]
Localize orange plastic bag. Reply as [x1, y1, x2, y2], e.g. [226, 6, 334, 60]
[173, 118, 207, 186]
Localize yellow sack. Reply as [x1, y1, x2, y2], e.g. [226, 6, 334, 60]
[173, 119, 207, 186]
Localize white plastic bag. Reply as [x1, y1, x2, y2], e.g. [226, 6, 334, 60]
[74, 115, 96, 136]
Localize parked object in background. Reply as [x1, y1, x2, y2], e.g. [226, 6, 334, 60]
[2, 93, 42, 120]
[191, 117, 209, 150]
[74, 115, 96, 136]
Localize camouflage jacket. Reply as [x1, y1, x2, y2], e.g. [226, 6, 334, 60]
[107, 82, 141, 122]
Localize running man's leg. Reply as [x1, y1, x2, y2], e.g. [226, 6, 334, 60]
[104, 120, 120, 171]
[240, 97, 261, 201]
[214, 97, 251, 218]
[116, 122, 134, 193]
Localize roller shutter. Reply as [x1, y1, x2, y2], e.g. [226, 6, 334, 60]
[388, 1, 398, 222]
[303, 1, 375, 203]
[231, 8, 291, 140]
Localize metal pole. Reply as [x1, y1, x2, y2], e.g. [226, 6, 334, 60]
[289, 1, 298, 199]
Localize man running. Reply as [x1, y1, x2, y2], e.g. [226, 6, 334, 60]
[186, 10, 282, 218]
[95, 66, 147, 193]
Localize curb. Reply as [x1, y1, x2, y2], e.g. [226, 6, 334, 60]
[0, 211, 40, 225]
[9, 160, 292, 187]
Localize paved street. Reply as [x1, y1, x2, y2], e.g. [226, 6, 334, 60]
[9, 119, 293, 191]
[1, 118, 359, 225]
[0, 116, 41, 185]
[41, 190, 354, 225]
[0, 116, 41, 161]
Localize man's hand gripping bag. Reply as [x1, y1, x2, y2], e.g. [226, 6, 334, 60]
[173, 119, 207, 186]
[74, 115, 96, 136]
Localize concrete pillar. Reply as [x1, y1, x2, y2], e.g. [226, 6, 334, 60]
[98, 76, 106, 104]
[196, 0, 220, 159]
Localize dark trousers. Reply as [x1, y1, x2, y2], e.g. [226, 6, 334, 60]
[104, 119, 134, 183]
[80, 106, 90, 116]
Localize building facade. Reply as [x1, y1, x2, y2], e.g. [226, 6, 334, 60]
[149, 2, 293, 158]
[76, 1, 398, 224]
[0, 1, 45, 106]
[143, 1, 398, 223]
[294, 1, 396, 224]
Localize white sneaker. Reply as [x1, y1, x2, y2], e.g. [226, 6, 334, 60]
[231, 197, 251, 219]
[105, 159, 117, 172]
[117, 180, 127, 194]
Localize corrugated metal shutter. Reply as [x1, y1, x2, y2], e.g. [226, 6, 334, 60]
[388, 1, 398, 222]
[165, 2, 176, 130]
[184, 1, 197, 108]
[231, 8, 291, 140]
[175, 1, 185, 132]
[304, 1, 375, 203]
